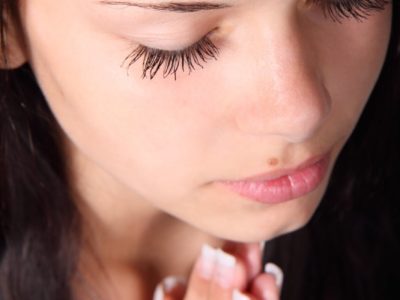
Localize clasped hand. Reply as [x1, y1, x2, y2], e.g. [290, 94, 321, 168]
[153, 242, 283, 300]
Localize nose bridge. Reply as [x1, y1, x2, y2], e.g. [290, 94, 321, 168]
[234, 15, 331, 142]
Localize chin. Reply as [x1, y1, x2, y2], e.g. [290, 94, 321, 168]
[209, 197, 322, 243]
[208, 217, 312, 244]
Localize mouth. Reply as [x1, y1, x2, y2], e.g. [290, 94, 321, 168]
[215, 151, 331, 204]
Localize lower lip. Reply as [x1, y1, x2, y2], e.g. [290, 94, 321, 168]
[217, 154, 330, 204]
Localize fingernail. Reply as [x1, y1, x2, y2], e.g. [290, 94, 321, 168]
[198, 244, 218, 280]
[232, 289, 250, 300]
[153, 282, 164, 300]
[214, 248, 236, 289]
[153, 276, 186, 300]
[259, 241, 266, 253]
[264, 262, 284, 289]
[162, 276, 187, 292]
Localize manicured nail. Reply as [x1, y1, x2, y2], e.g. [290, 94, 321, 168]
[198, 244, 218, 280]
[153, 282, 164, 300]
[259, 241, 266, 253]
[162, 276, 187, 292]
[214, 248, 237, 289]
[232, 289, 250, 300]
[264, 262, 284, 289]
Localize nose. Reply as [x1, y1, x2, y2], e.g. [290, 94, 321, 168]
[232, 14, 331, 143]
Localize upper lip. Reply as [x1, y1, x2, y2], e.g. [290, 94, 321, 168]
[222, 152, 330, 183]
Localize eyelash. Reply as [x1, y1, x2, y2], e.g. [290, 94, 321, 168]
[121, 32, 219, 80]
[121, 0, 390, 81]
[307, 0, 390, 23]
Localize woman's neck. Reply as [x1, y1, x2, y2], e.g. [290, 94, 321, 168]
[73, 210, 225, 300]
[65, 137, 226, 299]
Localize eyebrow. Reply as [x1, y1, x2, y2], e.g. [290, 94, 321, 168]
[97, 1, 232, 13]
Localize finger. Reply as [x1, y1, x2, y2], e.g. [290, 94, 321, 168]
[250, 274, 279, 300]
[153, 276, 187, 300]
[264, 263, 283, 291]
[184, 244, 248, 300]
[221, 242, 263, 281]
[250, 263, 284, 300]
[232, 289, 259, 300]
[183, 244, 219, 300]
[207, 248, 239, 299]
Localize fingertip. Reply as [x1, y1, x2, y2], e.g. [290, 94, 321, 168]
[153, 282, 164, 300]
[259, 241, 266, 254]
[222, 242, 262, 282]
[264, 262, 284, 289]
[153, 276, 187, 300]
[195, 243, 218, 280]
[232, 289, 252, 300]
[250, 273, 280, 300]
[218, 242, 259, 290]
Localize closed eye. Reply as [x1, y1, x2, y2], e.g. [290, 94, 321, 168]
[121, 30, 220, 80]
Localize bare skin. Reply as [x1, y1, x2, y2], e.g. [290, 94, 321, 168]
[1, 0, 393, 299]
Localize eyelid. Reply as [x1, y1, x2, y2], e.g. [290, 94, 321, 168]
[306, 0, 390, 22]
[135, 27, 219, 51]
[122, 0, 389, 81]
[121, 29, 220, 80]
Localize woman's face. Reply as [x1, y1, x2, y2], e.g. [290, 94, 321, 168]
[18, 0, 392, 241]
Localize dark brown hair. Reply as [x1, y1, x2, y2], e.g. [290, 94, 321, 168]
[0, 1, 81, 299]
[1, 1, 399, 299]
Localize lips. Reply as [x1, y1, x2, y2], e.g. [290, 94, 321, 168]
[216, 152, 331, 204]
[228, 152, 330, 183]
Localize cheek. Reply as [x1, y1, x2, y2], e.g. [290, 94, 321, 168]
[317, 7, 392, 121]
[21, 0, 393, 241]
[22, 0, 225, 203]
